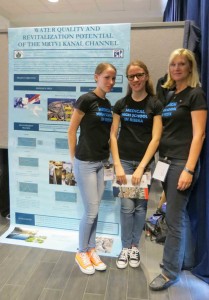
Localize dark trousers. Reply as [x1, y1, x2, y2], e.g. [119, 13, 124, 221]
[162, 158, 199, 280]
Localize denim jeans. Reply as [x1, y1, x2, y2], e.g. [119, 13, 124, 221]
[120, 159, 152, 248]
[161, 158, 200, 280]
[74, 158, 106, 252]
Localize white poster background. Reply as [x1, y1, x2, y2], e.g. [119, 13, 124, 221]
[1, 24, 131, 256]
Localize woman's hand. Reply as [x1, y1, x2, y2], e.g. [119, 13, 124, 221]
[177, 170, 193, 191]
[115, 165, 127, 185]
[132, 167, 144, 186]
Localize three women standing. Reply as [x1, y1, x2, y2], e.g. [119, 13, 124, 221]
[68, 49, 206, 285]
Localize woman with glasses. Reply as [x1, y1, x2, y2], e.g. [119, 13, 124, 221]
[68, 62, 116, 275]
[149, 49, 207, 291]
[110, 60, 163, 269]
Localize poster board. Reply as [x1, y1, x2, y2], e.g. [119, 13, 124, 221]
[0, 22, 184, 149]
[1, 23, 130, 255]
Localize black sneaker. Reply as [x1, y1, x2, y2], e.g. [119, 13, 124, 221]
[116, 248, 129, 269]
[129, 246, 140, 268]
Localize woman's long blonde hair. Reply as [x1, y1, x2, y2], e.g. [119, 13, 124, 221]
[163, 48, 200, 89]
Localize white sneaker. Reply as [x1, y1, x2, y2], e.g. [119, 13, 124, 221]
[116, 248, 129, 269]
[129, 246, 140, 268]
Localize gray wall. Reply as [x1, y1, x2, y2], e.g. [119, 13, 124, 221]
[130, 22, 184, 88]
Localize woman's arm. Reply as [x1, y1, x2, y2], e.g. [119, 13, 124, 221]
[68, 109, 85, 161]
[132, 115, 163, 185]
[177, 110, 207, 191]
[110, 113, 127, 184]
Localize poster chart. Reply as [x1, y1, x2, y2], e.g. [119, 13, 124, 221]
[0, 24, 131, 256]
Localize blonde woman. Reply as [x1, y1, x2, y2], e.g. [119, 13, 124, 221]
[149, 49, 207, 291]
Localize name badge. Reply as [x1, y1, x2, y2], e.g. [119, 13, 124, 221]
[104, 163, 114, 181]
[152, 159, 171, 182]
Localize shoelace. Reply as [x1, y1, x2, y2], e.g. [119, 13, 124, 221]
[120, 249, 129, 260]
[129, 248, 139, 260]
[79, 253, 91, 266]
[91, 251, 101, 263]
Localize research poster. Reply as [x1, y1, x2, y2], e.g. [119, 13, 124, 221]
[2, 24, 131, 255]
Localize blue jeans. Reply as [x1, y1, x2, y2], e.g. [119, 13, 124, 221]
[161, 158, 200, 280]
[120, 159, 152, 248]
[74, 158, 106, 252]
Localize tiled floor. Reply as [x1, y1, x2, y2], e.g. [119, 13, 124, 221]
[0, 182, 208, 300]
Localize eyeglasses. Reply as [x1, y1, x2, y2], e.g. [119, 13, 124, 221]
[126, 73, 146, 81]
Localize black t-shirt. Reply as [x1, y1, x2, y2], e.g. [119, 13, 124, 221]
[159, 87, 207, 159]
[113, 94, 163, 161]
[156, 74, 169, 106]
[74, 92, 112, 161]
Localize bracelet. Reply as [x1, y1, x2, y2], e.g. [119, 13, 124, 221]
[184, 167, 194, 175]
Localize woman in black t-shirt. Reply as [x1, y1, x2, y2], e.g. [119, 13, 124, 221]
[68, 63, 116, 275]
[110, 60, 163, 269]
[149, 49, 207, 291]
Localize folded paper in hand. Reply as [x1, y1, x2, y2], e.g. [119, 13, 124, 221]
[112, 175, 149, 200]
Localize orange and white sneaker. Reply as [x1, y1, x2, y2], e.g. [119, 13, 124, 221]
[75, 252, 95, 275]
[88, 248, 107, 271]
